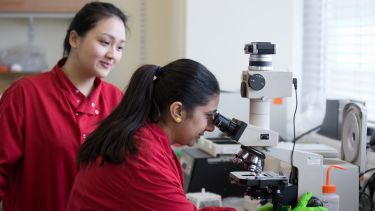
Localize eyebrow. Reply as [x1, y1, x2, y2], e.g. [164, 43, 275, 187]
[101, 33, 126, 43]
[205, 109, 217, 114]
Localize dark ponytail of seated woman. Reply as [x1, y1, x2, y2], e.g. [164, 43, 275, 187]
[78, 58, 220, 165]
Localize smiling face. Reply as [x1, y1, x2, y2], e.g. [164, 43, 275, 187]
[69, 16, 126, 78]
[172, 94, 220, 146]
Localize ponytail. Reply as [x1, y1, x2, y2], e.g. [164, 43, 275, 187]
[78, 65, 159, 164]
[78, 59, 220, 165]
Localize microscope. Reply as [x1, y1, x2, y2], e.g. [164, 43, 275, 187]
[213, 42, 323, 209]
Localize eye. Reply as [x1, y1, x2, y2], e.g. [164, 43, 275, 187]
[205, 112, 215, 120]
[99, 40, 110, 46]
[116, 46, 124, 51]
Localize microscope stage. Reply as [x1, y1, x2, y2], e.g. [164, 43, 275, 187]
[230, 171, 288, 188]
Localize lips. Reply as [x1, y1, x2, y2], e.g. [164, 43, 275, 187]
[100, 61, 112, 69]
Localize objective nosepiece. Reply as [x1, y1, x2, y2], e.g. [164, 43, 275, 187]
[233, 145, 265, 173]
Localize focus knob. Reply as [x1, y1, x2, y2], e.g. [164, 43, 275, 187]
[248, 74, 265, 91]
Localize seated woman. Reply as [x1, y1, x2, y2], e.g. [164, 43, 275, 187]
[67, 59, 236, 211]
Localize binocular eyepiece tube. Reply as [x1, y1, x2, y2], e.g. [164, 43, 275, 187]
[213, 113, 247, 141]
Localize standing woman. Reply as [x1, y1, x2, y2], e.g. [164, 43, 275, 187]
[67, 59, 235, 211]
[0, 2, 128, 211]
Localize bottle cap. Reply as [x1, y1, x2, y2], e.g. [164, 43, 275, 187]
[322, 165, 346, 194]
[322, 184, 336, 193]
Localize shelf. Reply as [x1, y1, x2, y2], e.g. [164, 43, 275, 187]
[0, 0, 90, 14]
[0, 71, 40, 78]
[0, 12, 75, 19]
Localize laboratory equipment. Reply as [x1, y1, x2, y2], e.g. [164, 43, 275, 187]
[213, 42, 324, 209]
[299, 98, 367, 211]
[180, 141, 246, 198]
[321, 165, 346, 211]
[186, 188, 222, 209]
[317, 99, 367, 173]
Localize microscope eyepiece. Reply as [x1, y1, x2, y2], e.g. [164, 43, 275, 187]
[213, 113, 247, 141]
[213, 113, 237, 135]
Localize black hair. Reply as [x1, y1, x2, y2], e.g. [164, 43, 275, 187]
[63, 2, 129, 56]
[78, 58, 220, 164]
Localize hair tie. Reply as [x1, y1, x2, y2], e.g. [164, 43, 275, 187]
[153, 66, 163, 80]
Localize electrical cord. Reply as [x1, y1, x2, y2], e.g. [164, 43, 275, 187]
[360, 168, 375, 178]
[279, 125, 322, 142]
[294, 125, 322, 142]
[361, 168, 375, 198]
[279, 125, 321, 143]
[359, 168, 375, 210]
[289, 78, 298, 184]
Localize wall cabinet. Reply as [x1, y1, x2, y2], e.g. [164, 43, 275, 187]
[0, 0, 91, 13]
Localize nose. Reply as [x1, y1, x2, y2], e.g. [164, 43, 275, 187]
[105, 48, 114, 60]
[205, 120, 215, 132]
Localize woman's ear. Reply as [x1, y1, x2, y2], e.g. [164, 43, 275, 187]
[69, 30, 80, 49]
[169, 101, 184, 123]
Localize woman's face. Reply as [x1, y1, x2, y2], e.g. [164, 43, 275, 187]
[174, 94, 220, 146]
[72, 16, 126, 78]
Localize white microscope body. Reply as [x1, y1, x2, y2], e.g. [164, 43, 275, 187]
[214, 42, 324, 209]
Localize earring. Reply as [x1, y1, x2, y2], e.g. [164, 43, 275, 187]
[175, 117, 182, 123]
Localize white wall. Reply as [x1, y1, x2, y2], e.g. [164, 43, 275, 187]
[103, 0, 143, 90]
[185, 0, 297, 91]
[185, 0, 302, 138]
[104, 0, 187, 90]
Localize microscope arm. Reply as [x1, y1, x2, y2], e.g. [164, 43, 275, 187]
[237, 124, 279, 147]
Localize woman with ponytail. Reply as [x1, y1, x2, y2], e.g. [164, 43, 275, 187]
[67, 59, 235, 211]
